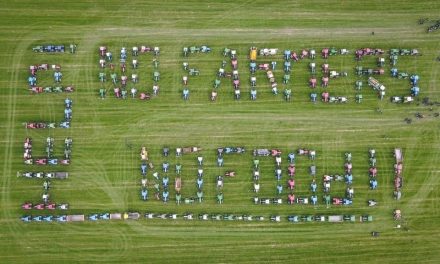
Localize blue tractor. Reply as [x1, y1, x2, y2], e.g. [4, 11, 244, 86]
[370, 179, 378, 190]
[217, 155, 224, 167]
[54, 72, 62, 83]
[410, 74, 419, 85]
[141, 188, 148, 201]
[182, 88, 189, 100]
[162, 176, 169, 188]
[43, 215, 53, 222]
[89, 214, 98, 221]
[100, 213, 110, 220]
[141, 163, 147, 176]
[162, 190, 169, 203]
[55, 215, 67, 222]
[33, 215, 43, 222]
[162, 162, 169, 173]
[196, 177, 203, 190]
[21, 215, 32, 222]
[311, 195, 318, 205]
[310, 93, 317, 102]
[411, 86, 420, 96]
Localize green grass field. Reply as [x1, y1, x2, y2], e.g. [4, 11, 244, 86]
[1, 0, 440, 263]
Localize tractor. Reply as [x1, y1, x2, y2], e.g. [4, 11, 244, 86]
[390, 55, 398, 66]
[200, 45, 211, 53]
[284, 50, 291, 60]
[309, 62, 316, 73]
[309, 76, 317, 88]
[284, 61, 291, 73]
[189, 68, 199, 76]
[300, 49, 309, 59]
[153, 71, 160, 81]
[378, 57, 385, 67]
[249, 62, 257, 74]
[400, 49, 411, 56]
[398, 72, 409, 79]
[284, 89, 292, 102]
[330, 71, 348, 78]
[309, 49, 316, 59]
[329, 47, 338, 56]
[322, 48, 329, 59]
[321, 76, 329, 87]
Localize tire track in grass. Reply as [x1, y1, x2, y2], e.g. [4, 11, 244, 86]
[1, 32, 32, 239]
[403, 127, 440, 217]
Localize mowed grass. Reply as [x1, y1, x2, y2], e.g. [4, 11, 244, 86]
[1, 0, 440, 263]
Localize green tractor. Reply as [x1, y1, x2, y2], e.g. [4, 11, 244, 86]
[343, 215, 356, 222]
[400, 49, 411, 55]
[355, 80, 363, 90]
[329, 47, 338, 56]
[356, 66, 363, 75]
[190, 46, 200, 53]
[32, 45, 44, 52]
[176, 193, 182, 205]
[153, 71, 160, 82]
[153, 59, 159, 69]
[211, 214, 222, 221]
[223, 48, 231, 57]
[301, 215, 313, 222]
[390, 49, 399, 56]
[99, 88, 106, 99]
[283, 74, 290, 84]
[183, 47, 189, 57]
[355, 94, 363, 103]
[398, 72, 409, 79]
[213, 79, 221, 88]
[360, 215, 373, 222]
[217, 192, 224, 204]
[284, 89, 292, 102]
[189, 68, 200, 76]
[390, 55, 398, 66]
[377, 57, 385, 67]
[223, 214, 234, 221]
[197, 190, 203, 203]
[323, 194, 331, 208]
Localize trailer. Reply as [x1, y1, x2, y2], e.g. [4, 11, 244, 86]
[368, 77, 386, 91]
[327, 215, 343, 222]
[110, 213, 122, 220]
[45, 172, 68, 179]
[67, 215, 85, 222]
[394, 148, 403, 163]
